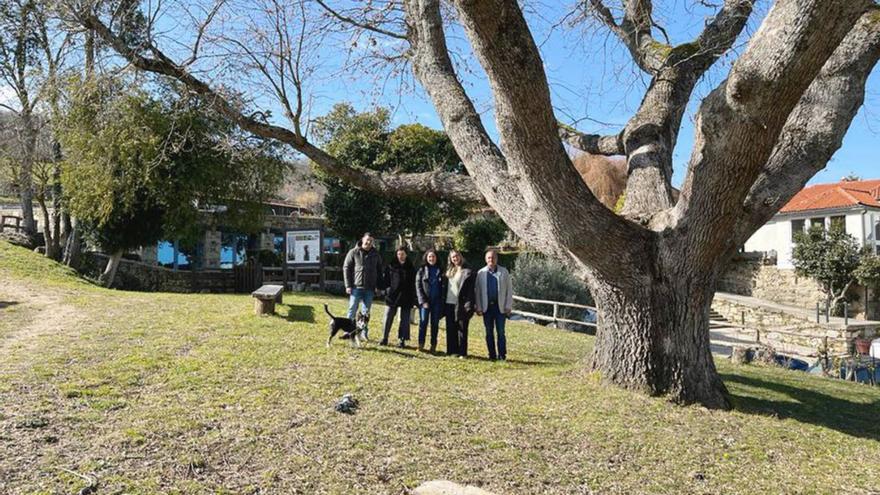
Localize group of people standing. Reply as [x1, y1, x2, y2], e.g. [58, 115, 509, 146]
[343, 232, 514, 360]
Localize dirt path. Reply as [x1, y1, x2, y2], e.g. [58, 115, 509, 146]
[0, 277, 84, 371]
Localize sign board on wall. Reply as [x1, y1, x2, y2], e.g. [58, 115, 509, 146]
[285, 229, 322, 266]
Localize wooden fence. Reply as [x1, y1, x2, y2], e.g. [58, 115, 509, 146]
[234, 259, 263, 292]
[511, 295, 597, 330]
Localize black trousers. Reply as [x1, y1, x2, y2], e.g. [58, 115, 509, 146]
[444, 303, 470, 356]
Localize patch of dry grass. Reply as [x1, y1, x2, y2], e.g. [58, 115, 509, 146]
[1, 241, 879, 494]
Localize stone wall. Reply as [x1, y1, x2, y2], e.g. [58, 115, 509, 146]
[718, 255, 877, 320]
[711, 296, 855, 356]
[84, 252, 239, 293]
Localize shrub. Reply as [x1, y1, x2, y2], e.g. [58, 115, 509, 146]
[454, 217, 508, 253]
[512, 253, 593, 331]
[792, 226, 861, 314]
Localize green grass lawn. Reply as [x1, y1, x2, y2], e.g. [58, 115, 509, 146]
[1, 241, 879, 494]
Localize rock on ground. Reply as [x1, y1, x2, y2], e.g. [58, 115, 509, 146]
[413, 480, 498, 495]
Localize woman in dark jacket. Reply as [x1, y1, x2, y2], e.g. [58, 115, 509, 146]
[444, 250, 476, 357]
[380, 247, 417, 347]
[415, 249, 447, 353]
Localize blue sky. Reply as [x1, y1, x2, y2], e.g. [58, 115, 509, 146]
[275, 1, 879, 187]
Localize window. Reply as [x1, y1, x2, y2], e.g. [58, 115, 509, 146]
[810, 217, 825, 231]
[830, 216, 846, 233]
[791, 219, 805, 242]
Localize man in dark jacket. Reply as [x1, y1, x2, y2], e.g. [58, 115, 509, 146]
[379, 246, 416, 347]
[343, 233, 383, 339]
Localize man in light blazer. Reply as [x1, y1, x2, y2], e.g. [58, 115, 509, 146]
[474, 248, 514, 361]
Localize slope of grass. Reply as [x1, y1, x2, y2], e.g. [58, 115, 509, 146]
[1, 240, 879, 494]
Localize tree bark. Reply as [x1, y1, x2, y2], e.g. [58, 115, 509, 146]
[50, 155, 62, 260]
[99, 250, 123, 288]
[36, 194, 57, 259]
[17, 110, 37, 236]
[588, 250, 729, 408]
[63, 223, 82, 269]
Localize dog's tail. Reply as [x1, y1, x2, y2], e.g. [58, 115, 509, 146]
[324, 304, 335, 319]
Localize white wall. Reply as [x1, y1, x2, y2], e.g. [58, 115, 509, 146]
[744, 209, 873, 269]
[866, 210, 880, 254]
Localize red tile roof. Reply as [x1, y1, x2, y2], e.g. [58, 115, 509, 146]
[780, 179, 880, 213]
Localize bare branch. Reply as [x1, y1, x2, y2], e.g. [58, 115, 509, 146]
[76, 9, 483, 203]
[315, 0, 407, 40]
[586, 0, 667, 73]
[182, 0, 226, 67]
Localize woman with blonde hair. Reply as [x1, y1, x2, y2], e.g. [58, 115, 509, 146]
[444, 250, 476, 357]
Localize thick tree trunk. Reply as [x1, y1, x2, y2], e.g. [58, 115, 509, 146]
[589, 265, 730, 409]
[99, 250, 123, 288]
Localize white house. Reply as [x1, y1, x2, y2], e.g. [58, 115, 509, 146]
[744, 179, 880, 268]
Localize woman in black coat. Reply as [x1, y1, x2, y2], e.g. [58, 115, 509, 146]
[380, 247, 417, 347]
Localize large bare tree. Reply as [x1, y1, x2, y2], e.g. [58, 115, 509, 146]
[70, 0, 880, 408]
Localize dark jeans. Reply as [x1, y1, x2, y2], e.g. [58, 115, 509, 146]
[382, 304, 411, 343]
[418, 299, 443, 349]
[444, 304, 471, 356]
[483, 303, 507, 360]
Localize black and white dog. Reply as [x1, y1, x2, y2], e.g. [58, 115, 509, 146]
[324, 304, 370, 347]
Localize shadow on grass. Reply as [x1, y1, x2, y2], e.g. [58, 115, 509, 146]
[0, 300, 19, 309]
[359, 344, 559, 366]
[722, 373, 880, 441]
[282, 304, 316, 323]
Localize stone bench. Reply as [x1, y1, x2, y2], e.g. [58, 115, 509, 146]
[251, 284, 284, 315]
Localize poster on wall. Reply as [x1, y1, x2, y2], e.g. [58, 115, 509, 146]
[285, 229, 322, 266]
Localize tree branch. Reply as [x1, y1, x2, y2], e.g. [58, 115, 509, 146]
[315, 0, 408, 40]
[587, 0, 667, 73]
[439, 0, 652, 275]
[76, 9, 482, 203]
[734, 9, 880, 245]
[558, 123, 623, 155]
[610, 0, 756, 220]
[671, 0, 873, 268]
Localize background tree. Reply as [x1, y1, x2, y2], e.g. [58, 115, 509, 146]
[0, 0, 54, 236]
[855, 254, 880, 297]
[59, 77, 285, 287]
[75, 0, 880, 408]
[313, 103, 466, 245]
[792, 226, 863, 314]
[453, 216, 508, 253]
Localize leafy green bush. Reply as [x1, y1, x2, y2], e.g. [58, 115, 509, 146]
[512, 253, 593, 331]
[454, 217, 508, 253]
